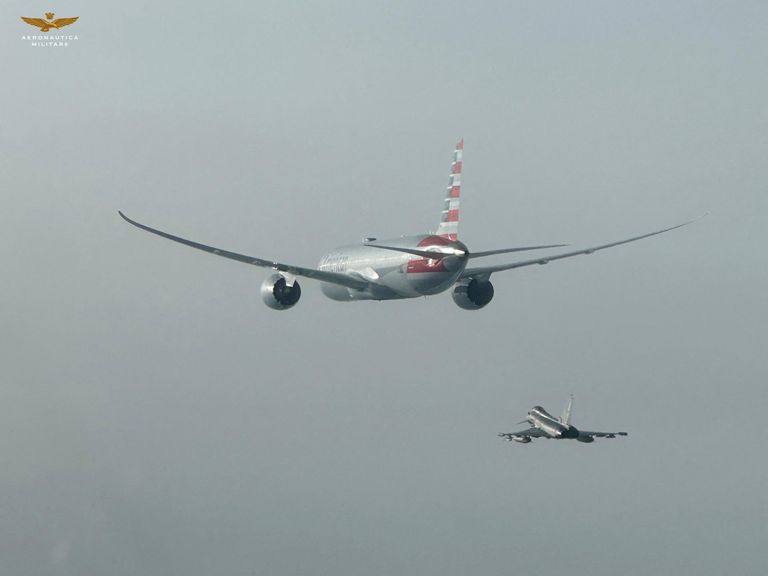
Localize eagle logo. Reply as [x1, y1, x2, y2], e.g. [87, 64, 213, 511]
[21, 12, 78, 32]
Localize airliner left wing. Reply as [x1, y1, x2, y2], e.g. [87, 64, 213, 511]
[118, 212, 369, 290]
[461, 220, 695, 281]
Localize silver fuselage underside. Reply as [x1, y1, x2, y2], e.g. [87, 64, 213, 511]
[527, 407, 578, 439]
[317, 234, 468, 301]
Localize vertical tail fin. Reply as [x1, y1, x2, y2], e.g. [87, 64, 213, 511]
[436, 138, 463, 241]
[561, 394, 573, 426]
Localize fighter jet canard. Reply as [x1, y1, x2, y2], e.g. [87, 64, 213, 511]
[498, 396, 628, 444]
[120, 139, 695, 311]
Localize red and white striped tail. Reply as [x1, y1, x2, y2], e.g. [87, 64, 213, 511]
[436, 138, 463, 241]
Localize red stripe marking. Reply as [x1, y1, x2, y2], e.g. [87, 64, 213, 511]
[407, 259, 448, 273]
[417, 236, 453, 247]
[449, 186, 460, 198]
[456, 138, 464, 150]
[447, 209, 459, 222]
[452, 161, 462, 174]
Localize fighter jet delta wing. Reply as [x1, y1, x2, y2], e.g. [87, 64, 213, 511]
[579, 431, 628, 439]
[461, 219, 698, 281]
[118, 212, 369, 290]
[498, 428, 548, 442]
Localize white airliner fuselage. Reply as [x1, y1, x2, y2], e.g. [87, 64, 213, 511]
[318, 235, 469, 301]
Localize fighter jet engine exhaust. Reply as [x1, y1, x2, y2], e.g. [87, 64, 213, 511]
[261, 274, 302, 310]
[452, 278, 495, 310]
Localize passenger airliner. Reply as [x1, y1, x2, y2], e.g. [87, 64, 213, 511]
[498, 396, 628, 444]
[120, 139, 691, 311]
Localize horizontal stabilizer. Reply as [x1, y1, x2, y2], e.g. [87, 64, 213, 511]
[365, 244, 466, 259]
[469, 244, 567, 258]
[366, 243, 566, 259]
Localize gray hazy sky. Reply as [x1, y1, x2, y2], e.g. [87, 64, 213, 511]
[2, 1, 767, 574]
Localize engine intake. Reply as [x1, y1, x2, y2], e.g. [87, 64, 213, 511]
[452, 278, 494, 310]
[261, 274, 301, 310]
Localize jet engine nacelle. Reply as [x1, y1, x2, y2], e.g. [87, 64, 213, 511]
[576, 434, 595, 443]
[452, 278, 495, 310]
[512, 436, 531, 444]
[260, 274, 301, 310]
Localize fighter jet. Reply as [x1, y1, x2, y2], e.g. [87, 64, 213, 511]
[119, 139, 693, 311]
[498, 396, 627, 444]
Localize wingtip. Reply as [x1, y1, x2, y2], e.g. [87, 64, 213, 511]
[681, 213, 708, 227]
[118, 210, 137, 226]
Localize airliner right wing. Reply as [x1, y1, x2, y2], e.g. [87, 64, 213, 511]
[461, 220, 695, 281]
[119, 212, 369, 290]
